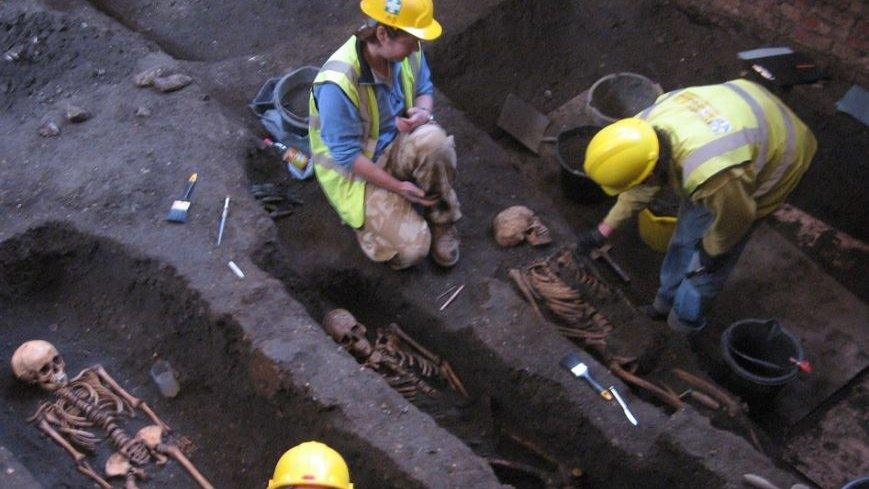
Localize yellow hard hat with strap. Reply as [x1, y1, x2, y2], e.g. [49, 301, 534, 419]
[583, 118, 659, 196]
[360, 0, 442, 40]
[268, 441, 354, 489]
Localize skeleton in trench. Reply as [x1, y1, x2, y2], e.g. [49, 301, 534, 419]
[510, 248, 691, 411]
[322, 309, 468, 402]
[511, 247, 616, 344]
[10, 340, 214, 489]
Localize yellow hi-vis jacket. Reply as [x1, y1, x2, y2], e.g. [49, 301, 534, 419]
[638, 79, 817, 210]
[604, 79, 816, 255]
[308, 36, 422, 228]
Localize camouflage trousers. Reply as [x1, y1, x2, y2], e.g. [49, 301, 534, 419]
[355, 131, 461, 269]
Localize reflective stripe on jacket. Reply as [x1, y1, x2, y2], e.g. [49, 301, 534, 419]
[638, 79, 816, 218]
[308, 36, 421, 228]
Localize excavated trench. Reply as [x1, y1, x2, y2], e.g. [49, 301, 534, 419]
[253, 261, 587, 489]
[1, 0, 845, 486]
[0, 224, 438, 489]
[425, 0, 741, 134]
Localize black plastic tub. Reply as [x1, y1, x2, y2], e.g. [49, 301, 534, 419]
[556, 126, 607, 204]
[721, 319, 804, 399]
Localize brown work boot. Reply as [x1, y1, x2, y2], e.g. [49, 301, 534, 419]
[430, 224, 460, 268]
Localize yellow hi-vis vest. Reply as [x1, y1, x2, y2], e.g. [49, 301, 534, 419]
[308, 36, 422, 228]
[637, 79, 817, 218]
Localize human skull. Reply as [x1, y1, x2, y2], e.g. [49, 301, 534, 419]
[492, 206, 552, 247]
[323, 309, 373, 360]
[11, 340, 68, 391]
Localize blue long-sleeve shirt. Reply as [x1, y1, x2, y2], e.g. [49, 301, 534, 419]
[313, 51, 434, 169]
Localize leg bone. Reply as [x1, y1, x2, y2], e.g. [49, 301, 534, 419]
[137, 425, 213, 489]
[387, 323, 440, 364]
[439, 361, 469, 398]
[160, 443, 214, 489]
[77, 462, 113, 489]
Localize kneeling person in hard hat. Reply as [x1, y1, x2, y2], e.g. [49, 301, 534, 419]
[578, 79, 816, 332]
[309, 0, 461, 270]
[268, 441, 354, 489]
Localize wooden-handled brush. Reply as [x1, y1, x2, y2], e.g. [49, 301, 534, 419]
[166, 173, 198, 223]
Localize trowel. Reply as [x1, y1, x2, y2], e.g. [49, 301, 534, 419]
[560, 352, 613, 400]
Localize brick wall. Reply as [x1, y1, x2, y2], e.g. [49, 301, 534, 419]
[674, 0, 867, 83]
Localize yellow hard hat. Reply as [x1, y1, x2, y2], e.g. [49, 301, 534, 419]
[583, 118, 659, 196]
[267, 441, 354, 489]
[360, 0, 442, 40]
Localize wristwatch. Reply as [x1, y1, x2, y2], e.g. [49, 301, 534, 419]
[417, 106, 435, 122]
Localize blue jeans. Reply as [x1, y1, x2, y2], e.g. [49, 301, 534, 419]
[652, 199, 752, 331]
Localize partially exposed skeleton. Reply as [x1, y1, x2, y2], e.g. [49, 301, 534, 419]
[492, 205, 552, 247]
[510, 248, 615, 345]
[322, 309, 468, 402]
[510, 248, 687, 411]
[11, 340, 213, 489]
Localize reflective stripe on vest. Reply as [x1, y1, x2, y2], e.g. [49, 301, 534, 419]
[637, 89, 683, 120]
[641, 80, 801, 198]
[753, 97, 797, 198]
[724, 81, 769, 174]
[681, 81, 798, 198]
[308, 36, 421, 228]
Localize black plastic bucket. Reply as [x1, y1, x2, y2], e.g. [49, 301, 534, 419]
[275, 66, 319, 133]
[556, 126, 607, 204]
[721, 319, 803, 398]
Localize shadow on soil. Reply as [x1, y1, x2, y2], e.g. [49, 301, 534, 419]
[0, 223, 422, 489]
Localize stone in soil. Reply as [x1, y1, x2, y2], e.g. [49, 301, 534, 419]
[38, 120, 59, 137]
[153, 74, 193, 93]
[65, 105, 91, 123]
[133, 66, 166, 87]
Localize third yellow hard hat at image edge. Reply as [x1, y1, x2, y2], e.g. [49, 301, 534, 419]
[360, 0, 442, 40]
[267, 441, 354, 489]
[583, 118, 660, 196]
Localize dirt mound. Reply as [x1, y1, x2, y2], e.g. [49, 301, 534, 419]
[0, 9, 144, 111]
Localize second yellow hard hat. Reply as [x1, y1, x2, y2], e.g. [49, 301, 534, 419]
[583, 118, 660, 196]
[268, 441, 354, 489]
[360, 0, 442, 40]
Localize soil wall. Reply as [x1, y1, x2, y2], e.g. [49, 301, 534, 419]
[674, 0, 867, 83]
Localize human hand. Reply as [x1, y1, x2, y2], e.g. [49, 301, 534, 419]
[396, 180, 437, 206]
[575, 228, 607, 254]
[396, 107, 432, 133]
